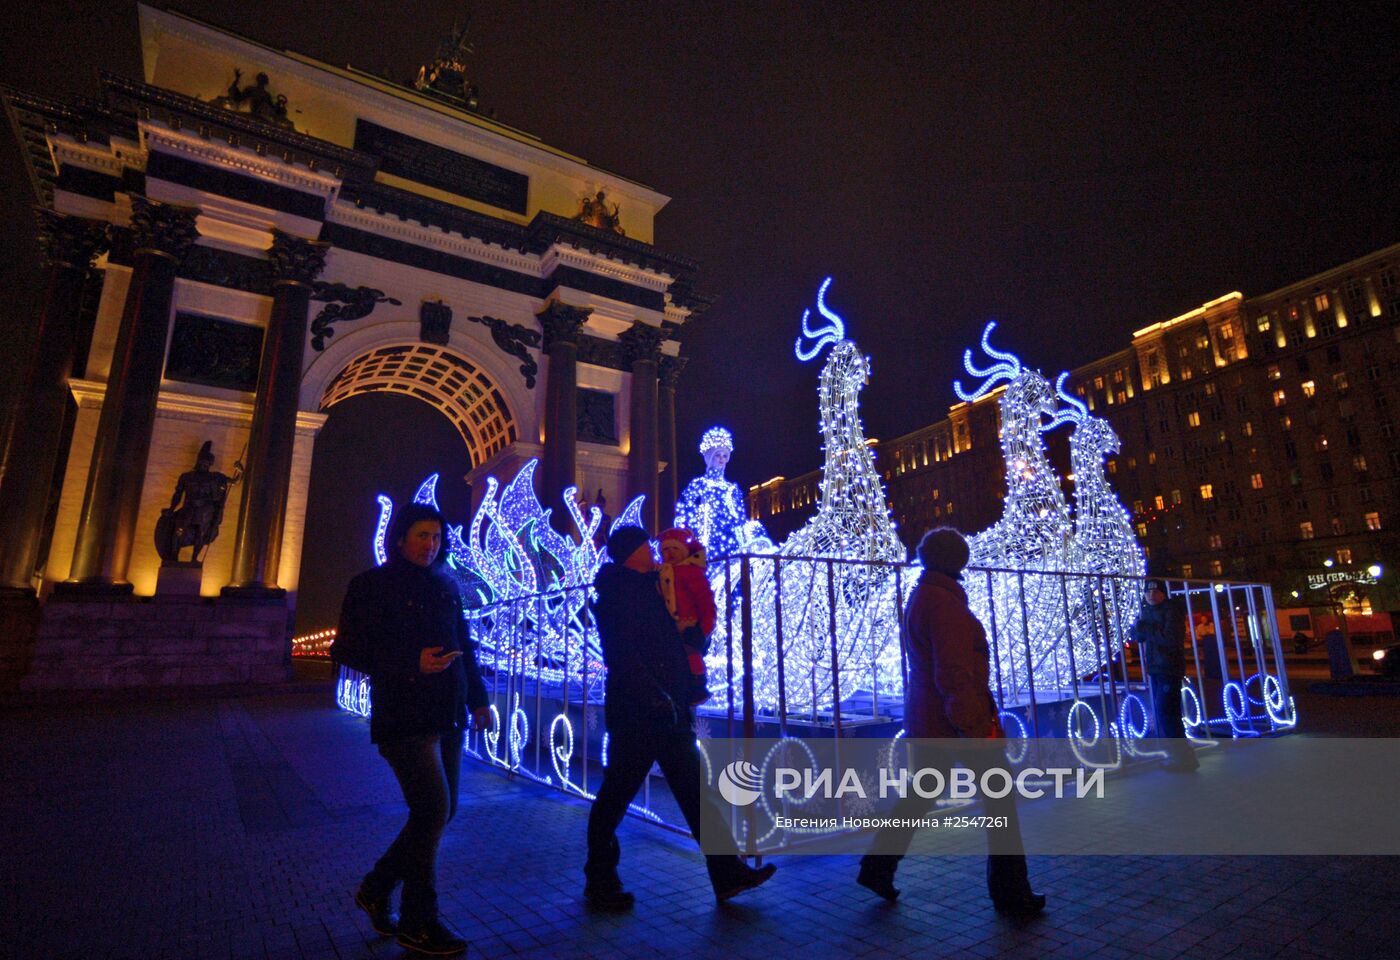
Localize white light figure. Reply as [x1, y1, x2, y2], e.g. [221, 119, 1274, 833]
[956, 323, 1079, 702]
[709, 278, 905, 715]
[675, 427, 772, 559]
[1037, 373, 1145, 693]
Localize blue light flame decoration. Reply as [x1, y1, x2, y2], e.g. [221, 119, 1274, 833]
[1041, 372, 1089, 433]
[953, 321, 1023, 402]
[794, 276, 846, 361]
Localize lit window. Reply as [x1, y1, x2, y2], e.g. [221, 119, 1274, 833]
[1171, 489, 1182, 505]
[1333, 372, 1349, 392]
[1314, 293, 1330, 312]
[1331, 517, 1345, 536]
[1280, 414, 1292, 430]
[1209, 560, 1223, 576]
[1257, 315, 1272, 333]
[1267, 364, 1281, 380]
[1337, 548, 1353, 565]
[1243, 421, 1253, 437]
[1301, 380, 1316, 398]
[1354, 455, 1367, 472]
[1208, 534, 1223, 549]
[1148, 451, 1157, 465]
[1094, 376, 1104, 390]
[1187, 411, 1201, 427]
[1365, 511, 1381, 531]
[1317, 434, 1329, 450]
[1300, 521, 1315, 539]
[1154, 495, 1165, 510]
[1136, 523, 1148, 537]
[1182, 564, 1194, 578]
[1200, 484, 1214, 500]
[1251, 473, 1264, 489]
[1196, 334, 1209, 350]
[1107, 459, 1118, 474]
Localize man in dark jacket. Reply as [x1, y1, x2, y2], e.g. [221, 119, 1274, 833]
[1132, 578, 1199, 772]
[858, 528, 1045, 915]
[584, 525, 776, 910]
[332, 502, 491, 957]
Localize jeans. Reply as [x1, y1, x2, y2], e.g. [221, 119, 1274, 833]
[861, 741, 1031, 899]
[1149, 674, 1197, 764]
[585, 719, 747, 891]
[362, 729, 465, 923]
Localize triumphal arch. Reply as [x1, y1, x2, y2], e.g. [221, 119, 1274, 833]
[0, 4, 703, 688]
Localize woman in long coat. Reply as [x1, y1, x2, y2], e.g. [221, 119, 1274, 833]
[858, 527, 1045, 915]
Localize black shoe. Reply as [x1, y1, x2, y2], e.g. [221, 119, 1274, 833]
[354, 886, 398, 937]
[584, 881, 636, 911]
[991, 891, 1047, 916]
[856, 863, 900, 902]
[715, 862, 777, 902]
[396, 918, 467, 956]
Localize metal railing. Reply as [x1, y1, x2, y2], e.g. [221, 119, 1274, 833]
[334, 555, 1296, 843]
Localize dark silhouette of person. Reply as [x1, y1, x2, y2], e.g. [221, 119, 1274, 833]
[858, 527, 1045, 915]
[1132, 578, 1199, 772]
[583, 524, 776, 909]
[331, 502, 492, 956]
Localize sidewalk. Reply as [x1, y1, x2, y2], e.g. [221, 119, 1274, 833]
[1, 687, 1396, 960]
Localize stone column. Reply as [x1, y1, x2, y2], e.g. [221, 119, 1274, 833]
[224, 231, 328, 596]
[60, 197, 198, 594]
[621, 323, 664, 532]
[0, 210, 107, 595]
[657, 354, 687, 529]
[537, 301, 591, 532]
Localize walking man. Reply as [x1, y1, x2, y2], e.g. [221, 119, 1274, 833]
[331, 502, 493, 956]
[1133, 577, 1199, 772]
[584, 525, 777, 909]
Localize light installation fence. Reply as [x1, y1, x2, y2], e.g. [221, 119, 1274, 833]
[335, 555, 1296, 852]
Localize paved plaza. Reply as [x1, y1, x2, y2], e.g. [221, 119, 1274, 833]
[2, 684, 1398, 960]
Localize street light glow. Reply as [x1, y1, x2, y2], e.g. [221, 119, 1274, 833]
[1368, 563, 1383, 578]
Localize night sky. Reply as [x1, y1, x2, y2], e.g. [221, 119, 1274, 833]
[2, 2, 1397, 625]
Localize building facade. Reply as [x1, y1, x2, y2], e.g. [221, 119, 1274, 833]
[751, 243, 1400, 615]
[0, 5, 703, 686]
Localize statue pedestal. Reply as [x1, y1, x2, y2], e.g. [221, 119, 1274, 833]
[156, 562, 204, 597]
[18, 593, 292, 691]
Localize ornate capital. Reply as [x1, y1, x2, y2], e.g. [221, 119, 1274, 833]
[537, 300, 592, 351]
[619, 322, 665, 369]
[34, 207, 108, 270]
[128, 195, 200, 261]
[658, 354, 688, 390]
[268, 230, 329, 285]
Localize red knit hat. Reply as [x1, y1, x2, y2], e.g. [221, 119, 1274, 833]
[658, 527, 702, 554]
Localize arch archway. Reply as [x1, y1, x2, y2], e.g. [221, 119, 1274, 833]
[318, 342, 519, 467]
[293, 341, 523, 633]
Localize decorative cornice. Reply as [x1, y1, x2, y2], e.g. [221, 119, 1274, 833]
[268, 230, 328, 284]
[537, 300, 591, 351]
[466, 315, 542, 388]
[34, 207, 108, 270]
[619, 323, 665, 368]
[68, 378, 328, 432]
[128, 195, 200, 260]
[99, 72, 377, 182]
[140, 123, 345, 201]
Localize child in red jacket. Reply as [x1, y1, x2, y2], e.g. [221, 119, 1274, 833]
[657, 527, 716, 705]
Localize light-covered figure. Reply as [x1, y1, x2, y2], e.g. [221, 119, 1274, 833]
[674, 427, 771, 560]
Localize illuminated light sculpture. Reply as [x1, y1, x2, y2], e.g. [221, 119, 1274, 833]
[1038, 373, 1146, 688]
[675, 426, 773, 560]
[957, 323, 1080, 701]
[709, 277, 906, 714]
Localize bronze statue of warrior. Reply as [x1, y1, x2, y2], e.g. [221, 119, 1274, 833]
[155, 441, 244, 564]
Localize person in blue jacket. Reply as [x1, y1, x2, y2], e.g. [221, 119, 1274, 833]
[332, 502, 492, 957]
